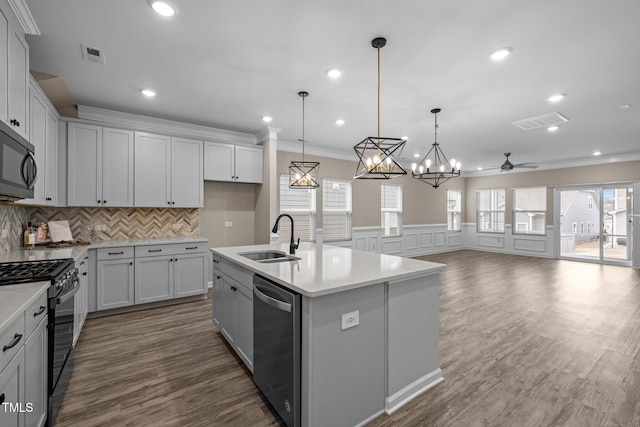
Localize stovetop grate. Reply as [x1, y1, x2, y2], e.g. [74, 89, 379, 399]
[0, 259, 74, 285]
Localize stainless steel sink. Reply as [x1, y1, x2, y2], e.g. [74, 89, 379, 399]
[239, 250, 300, 263]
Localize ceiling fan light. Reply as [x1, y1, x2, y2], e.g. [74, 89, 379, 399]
[149, 1, 177, 17]
[490, 46, 513, 61]
[548, 93, 566, 102]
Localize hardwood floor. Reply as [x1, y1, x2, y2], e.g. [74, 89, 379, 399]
[56, 250, 640, 426]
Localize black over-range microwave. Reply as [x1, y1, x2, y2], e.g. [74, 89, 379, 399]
[0, 119, 37, 201]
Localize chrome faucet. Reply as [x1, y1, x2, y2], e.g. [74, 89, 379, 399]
[272, 214, 299, 255]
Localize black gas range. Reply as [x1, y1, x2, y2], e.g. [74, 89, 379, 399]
[0, 258, 79, 427]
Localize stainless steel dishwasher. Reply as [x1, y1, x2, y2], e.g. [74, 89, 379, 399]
[253, 274, 301, 427]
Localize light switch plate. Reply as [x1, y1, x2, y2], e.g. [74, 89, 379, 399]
[1, 228, 8, 238]
[225, 222, 233, 227]
[341, 310, 359, 330]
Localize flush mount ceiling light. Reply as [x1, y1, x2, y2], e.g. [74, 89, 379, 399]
[593, 150, 602, 156]
[548, 93, 566, 102]
[149, 0, 177, 17]
[490, 46, 513, 61]
[547, 125, 559, 132]
[261, 116, 272, 123]
[353, 37, 406, 179]
[289, 91, 320, 189]
[140, 88, 156, 97]
[411, 108, 461, 189]
[326, 68, 342, 79]
[335, 119, 345, 125]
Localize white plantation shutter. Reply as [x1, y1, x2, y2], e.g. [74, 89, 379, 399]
[381, 184, 402, 236]
[322, 178, 352, 242]
[279, 174, 316, 242]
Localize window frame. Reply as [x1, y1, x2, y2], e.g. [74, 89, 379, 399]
[512, 186, 547, 236]
[447, 189, 462, 232]
[476, 188, 506, 234]
[380, 184, 403, 237]
[278, 173, 317, 242]
[322, 178, 353, 242]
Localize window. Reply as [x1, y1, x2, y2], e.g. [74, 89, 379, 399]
[477, 188, 505, 233]
[447, 189, 462, 231]
[588, 196, 594, 210]
[580, 222, 585, 234]
[512, 186, 547, 235]
[572, 222, 577, 233]
[381, 184, 402, 236]
[279, 174, 316, 242]
[322, 178, 352, 242]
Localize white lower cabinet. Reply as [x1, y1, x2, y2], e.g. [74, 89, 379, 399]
[135, 255, 174, 304]
[173, 252, 207, 298]
[24, 316, 47, 427]
[212, 257, 253, 372]
[0, 347, 25, 427]
[97, 257, 135, 311]
[74, 254, 90, 346]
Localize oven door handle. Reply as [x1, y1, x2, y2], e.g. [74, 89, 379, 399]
[56, 279, 80, 305]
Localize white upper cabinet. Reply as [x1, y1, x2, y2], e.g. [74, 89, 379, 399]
[0, 0, 29, 138]
[204, 141, 262, 184]
[44, 111, 58, 204]
[135, 132, 203, 208]
[68, 123, 134, 207]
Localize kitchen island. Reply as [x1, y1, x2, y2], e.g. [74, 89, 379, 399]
[211, 242, 445, 427]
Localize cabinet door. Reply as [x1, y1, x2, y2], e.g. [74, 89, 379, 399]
[204, 141, 234, 182]
[97, 259, 134, 310]
[102, 127, 134, 207]
[0, 5, 8, 123]
[221, 276, 238, 345]
[135, 255, 174, 304]
[212, 269, 223, 328]
[44, 111, 58, 205]
[25, 317, 47, 427]
[234, 145, 263, 184]
[0, 347, 25, 427]
[134, 132, 171, 207]
[22, 87, 47, 204]
[8, 25, 28, 138]
[174, 253, 207, 298]
[68, 122, 103, 206]
[171, 137, 203, 207]
[236, 284, 254, 372]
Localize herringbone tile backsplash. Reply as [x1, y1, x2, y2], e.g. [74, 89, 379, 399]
[0, 205, 31, 252]
[30, 207, 199, 241]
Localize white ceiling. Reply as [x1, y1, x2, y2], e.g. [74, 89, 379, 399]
[25, 0, 640, 175]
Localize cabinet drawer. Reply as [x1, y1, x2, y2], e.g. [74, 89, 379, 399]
[97, 247, 134, 260]
[212, 253, 221, 269]
[175, 242, 208, 254]
[135, 242, 208, 258]
[24, 291, 48, 340]
[0, 313, 25, 373]
[221, 259, 253, 291]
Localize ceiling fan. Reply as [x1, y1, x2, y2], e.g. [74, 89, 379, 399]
[493, 153, 538, 172]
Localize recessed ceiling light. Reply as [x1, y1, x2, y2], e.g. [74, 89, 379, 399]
[149, 0, 177, 17]
[326, 68, 342, 79]
[401, 136, 409, 141]
[261, 116, 272, 123]
[413, 153, 420, 158]
[477, 167, 483, 171]
[140, 88, 156, 97]
[490, 47, 513, 61]
[619, 104, 631, 109]
[593, 150, 602, 156]
[547, 125, 559, 132]
[335, 119, 345, 125]
[548, 94, 566, 102]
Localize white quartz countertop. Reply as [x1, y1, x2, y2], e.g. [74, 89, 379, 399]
[211, 242, 446, 297]
[0, 281, 49, 335]
[0, 236, 208, 263]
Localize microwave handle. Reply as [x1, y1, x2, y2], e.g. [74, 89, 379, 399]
[20, 152, 38, 189]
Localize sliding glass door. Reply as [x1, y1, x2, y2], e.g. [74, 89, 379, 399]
[557, 184, 633, 265]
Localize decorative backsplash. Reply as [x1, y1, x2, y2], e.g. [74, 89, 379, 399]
[29, 207, 200, 241]
[0, 205, 31, 252]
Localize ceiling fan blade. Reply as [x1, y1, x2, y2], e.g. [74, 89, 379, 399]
[514, 164, 539, 169]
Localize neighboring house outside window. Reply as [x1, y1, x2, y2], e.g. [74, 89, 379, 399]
[381, 184, 402, 237]
[447, 189, 462, 232]
[513, 186, 547, 235]
[279, 174, 316, 242]
[322, 178, 352, 242]
[477, 188, 506, 233]
[588, 196, 593, 210]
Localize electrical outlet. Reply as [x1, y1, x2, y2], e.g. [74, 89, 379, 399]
[1, 228, 8, 238]
[341, 310, 359, 330]
[95, 224, 106, 231]
[225, 221, 232, 227]
[172, 223, 183, 230]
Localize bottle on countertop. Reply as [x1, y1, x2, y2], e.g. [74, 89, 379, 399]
[24, 222, 36, 250]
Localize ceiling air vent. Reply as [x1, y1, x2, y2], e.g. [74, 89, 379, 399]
[81, 44, 105, 65]
[511, 112, 569, 130]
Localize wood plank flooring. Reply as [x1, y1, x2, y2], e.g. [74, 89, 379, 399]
[55, 250, 640, 426]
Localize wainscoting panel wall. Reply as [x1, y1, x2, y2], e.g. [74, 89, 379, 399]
[463, 223, 555, 258]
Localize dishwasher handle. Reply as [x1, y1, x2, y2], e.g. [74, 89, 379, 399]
[254, 283, 292, 313]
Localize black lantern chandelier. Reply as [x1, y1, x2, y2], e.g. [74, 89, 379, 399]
[289, 91, 320, 189]
[411, 108, 461, 189]
[353, 37, 406, 179]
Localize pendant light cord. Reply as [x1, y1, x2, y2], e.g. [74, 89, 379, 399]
[302, 94, 305, 162]
[377, 44, 381, 157]
[434, 111, 438, 145]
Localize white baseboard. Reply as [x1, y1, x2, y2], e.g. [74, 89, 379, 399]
[385, 368, 444, 415]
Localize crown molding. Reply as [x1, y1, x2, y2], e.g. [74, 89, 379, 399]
[77, 105, 257, 145]
[277, 139, 353, 161]
[255, 126, 282, 143]
[8, 0, 40, 35]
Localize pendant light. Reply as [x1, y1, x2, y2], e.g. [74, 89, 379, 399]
[289, 91, 320, 189]
[353, 37, 407, 179]
[411, 108, 461, 188]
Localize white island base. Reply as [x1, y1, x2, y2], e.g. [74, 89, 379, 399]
[302, 274, 442, 426]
